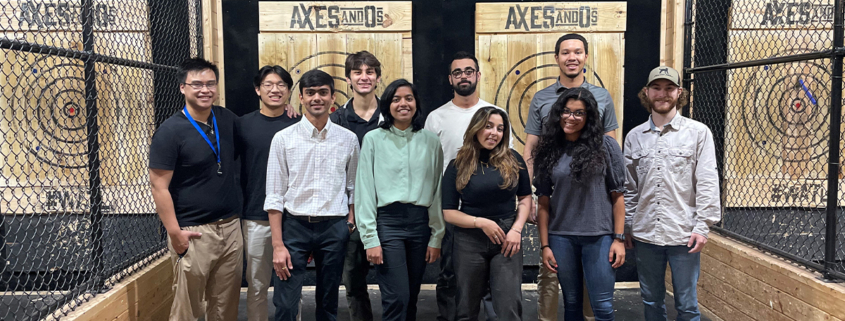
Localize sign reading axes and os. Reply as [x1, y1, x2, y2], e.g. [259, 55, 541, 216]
[476, 2, 626, 33]
[259, 1, 412, 32]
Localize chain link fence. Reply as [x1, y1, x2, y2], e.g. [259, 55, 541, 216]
[0, 0, 202, 319]
[684, 0, 845, 280]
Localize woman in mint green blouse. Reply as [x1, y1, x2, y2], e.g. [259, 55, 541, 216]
[354, 79, 445, 321]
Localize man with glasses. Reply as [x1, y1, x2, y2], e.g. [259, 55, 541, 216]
[149, 58, 242, 320]
[523, 33, 619, 321]
[236, 65, 300, 321]
[425, 51, 512, 321]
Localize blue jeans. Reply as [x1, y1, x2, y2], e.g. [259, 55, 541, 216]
[634, 240, 701, 321]
[549, 234, 616, 321]
[273, 214, 350, 321]
[375, 203, 431, 321]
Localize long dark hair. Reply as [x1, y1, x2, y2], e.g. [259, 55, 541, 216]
[533, 87, 605, 183]
[378, 79, 424, 131]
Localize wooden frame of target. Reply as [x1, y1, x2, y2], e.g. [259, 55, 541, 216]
[0, 0, 156, 215]
[258, 1, 413, 112]
[723, 0, 845, 207]
[475, 2, 626, 150]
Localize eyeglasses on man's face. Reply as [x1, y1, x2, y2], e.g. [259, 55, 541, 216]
[184, 81, 218, 90]
[261, 82, 288, 90]
[450, 68, 477, 78]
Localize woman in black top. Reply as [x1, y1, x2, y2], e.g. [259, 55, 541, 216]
[442, 106, 532, 321]
[533, 87, 626, 321]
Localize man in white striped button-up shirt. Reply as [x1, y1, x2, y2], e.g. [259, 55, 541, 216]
[264, 69, 360, 321]
[623, 66, 721, 321]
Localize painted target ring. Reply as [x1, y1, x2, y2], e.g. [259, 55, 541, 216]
[493, 51, 605, 145]
[12, 57, 88, 169]
[288, 51, 353, 112]
[740, 50, 831, 162]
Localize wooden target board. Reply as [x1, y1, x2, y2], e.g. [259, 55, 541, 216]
[258, 1, 413, 112]
[474, 2, 626, 151]
[0, 0, 155, 214]
[723, 0, 845, 207]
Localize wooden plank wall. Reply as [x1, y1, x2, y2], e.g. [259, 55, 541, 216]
[475, 2, 626, 150]
[667, 234, 845, 321]
[722, 0, 845, 207]
[0, 1, 155, 214]
[258, 2, 413, 113]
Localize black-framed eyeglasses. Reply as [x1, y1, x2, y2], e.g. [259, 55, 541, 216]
[561, 109, 586, 119]
[450, 68, 477, 78]
[183, 82, 218, 90]
[261, 82, 288, 90]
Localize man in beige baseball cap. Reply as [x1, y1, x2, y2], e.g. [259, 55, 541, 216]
[623, 65, 721, 321]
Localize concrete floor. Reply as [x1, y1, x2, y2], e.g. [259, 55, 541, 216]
[237, 286, 712, 321]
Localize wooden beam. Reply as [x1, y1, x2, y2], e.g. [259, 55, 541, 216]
[475, 2, 627, 34]
[259, 2, 413, 33]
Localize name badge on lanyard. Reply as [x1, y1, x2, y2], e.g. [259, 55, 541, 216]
[184, 106, 222, 175]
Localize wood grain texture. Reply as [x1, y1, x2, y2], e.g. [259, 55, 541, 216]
[475, 2, 626, 34]
[259, 1, 412, 32]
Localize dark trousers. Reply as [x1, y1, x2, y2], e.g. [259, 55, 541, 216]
[453, 215, 523, 321]
[342, 230, 374, 321]
[273, 214, 350, 321]
[376, 203, 432, 321]
[436, 222, 457, 321]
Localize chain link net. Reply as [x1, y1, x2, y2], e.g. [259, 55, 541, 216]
[687, 0, 845, 279]
[0, 0, 202, 319]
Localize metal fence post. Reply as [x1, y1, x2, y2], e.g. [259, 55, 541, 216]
[823, 0, 844, 282]
[81, 0, 105, 290]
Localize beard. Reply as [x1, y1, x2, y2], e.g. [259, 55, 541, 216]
[648, 97, 678, 114]
[453, 80, 477, 97]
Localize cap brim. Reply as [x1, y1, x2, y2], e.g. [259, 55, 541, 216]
[648, 75, 680, 86]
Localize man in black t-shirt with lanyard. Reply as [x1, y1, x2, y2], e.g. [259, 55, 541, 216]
[149, 58, 242, 321]
[236, 65, 300, 321]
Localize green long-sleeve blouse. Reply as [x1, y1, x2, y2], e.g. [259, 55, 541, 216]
[354, 126, 445, 249]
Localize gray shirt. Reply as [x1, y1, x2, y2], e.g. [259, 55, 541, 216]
[525, 79, 619, 135]
[623, 115, 721, 246]
[535, 135, 626, 236]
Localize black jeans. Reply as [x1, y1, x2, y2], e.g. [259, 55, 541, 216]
[453, 215, 523, 321]
[342, 230, 373, 321]
[273, 214, 349, 321]
[376, 203, 432, 321]
[436, 222, 457, 321]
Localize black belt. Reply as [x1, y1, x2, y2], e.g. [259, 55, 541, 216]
[285, 211, 345, 223]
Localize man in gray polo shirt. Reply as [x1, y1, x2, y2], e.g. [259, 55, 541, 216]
[522, 33, 619, 321]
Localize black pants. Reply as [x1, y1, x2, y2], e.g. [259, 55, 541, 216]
[376, 203, 431, 321]
[454, 215, 523, 321]
[273, 214, 349, 321]
[342, 230, 373, 321]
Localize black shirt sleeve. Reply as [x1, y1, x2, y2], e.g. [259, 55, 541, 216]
[603, 136, 626, 193]
[512, 149, 532, 197]
[441, 159, 461, 210]
[149, 124, 178, 170]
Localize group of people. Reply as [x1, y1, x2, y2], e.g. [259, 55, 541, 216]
[149, 33, 721, 321]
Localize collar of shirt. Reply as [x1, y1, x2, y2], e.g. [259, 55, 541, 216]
[554, 77, 593, 95]
[342, 97, 381, 123]
[646, 113, 685, 133]
[298, 117, 332, 140]
[388, 125, 414, 138]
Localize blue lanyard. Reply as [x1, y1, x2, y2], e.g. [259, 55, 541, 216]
[183, 106, 222, 174]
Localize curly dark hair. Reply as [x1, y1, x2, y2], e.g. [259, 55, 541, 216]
[533, 87, 605, 183]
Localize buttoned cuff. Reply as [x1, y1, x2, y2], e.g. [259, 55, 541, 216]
[361, 233, 381, 249]
[428, 233, 443, 249]
[692, 222, 710, 238]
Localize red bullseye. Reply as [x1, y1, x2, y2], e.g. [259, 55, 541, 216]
[68, 107, 76, 115]
[795, 102, 801, 110]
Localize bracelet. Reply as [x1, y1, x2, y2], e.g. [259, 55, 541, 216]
[473, 217, 478, 228]
[540, 245, 550, 250]
[510, 228, 522, 234]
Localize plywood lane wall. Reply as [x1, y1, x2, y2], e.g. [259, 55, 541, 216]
[0, 0, 155, 214]
[258, 2, 413, 112]
[724, 0, 845, 207]
[475, 2, 626, 151]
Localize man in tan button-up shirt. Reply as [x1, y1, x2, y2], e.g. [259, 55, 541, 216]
[623, 66, 721, 321]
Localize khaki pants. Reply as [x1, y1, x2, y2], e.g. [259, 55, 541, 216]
[168, 216, 243, 321]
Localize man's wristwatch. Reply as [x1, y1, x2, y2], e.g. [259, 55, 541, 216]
[347, 222, 356, 232]
[613, 233, 626, 242]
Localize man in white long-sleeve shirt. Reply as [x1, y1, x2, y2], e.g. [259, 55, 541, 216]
[264, 69, 360, 321]
[623, 66, 721, 321]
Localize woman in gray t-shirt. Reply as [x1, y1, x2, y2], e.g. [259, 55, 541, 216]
[532, 87, 627, 321]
